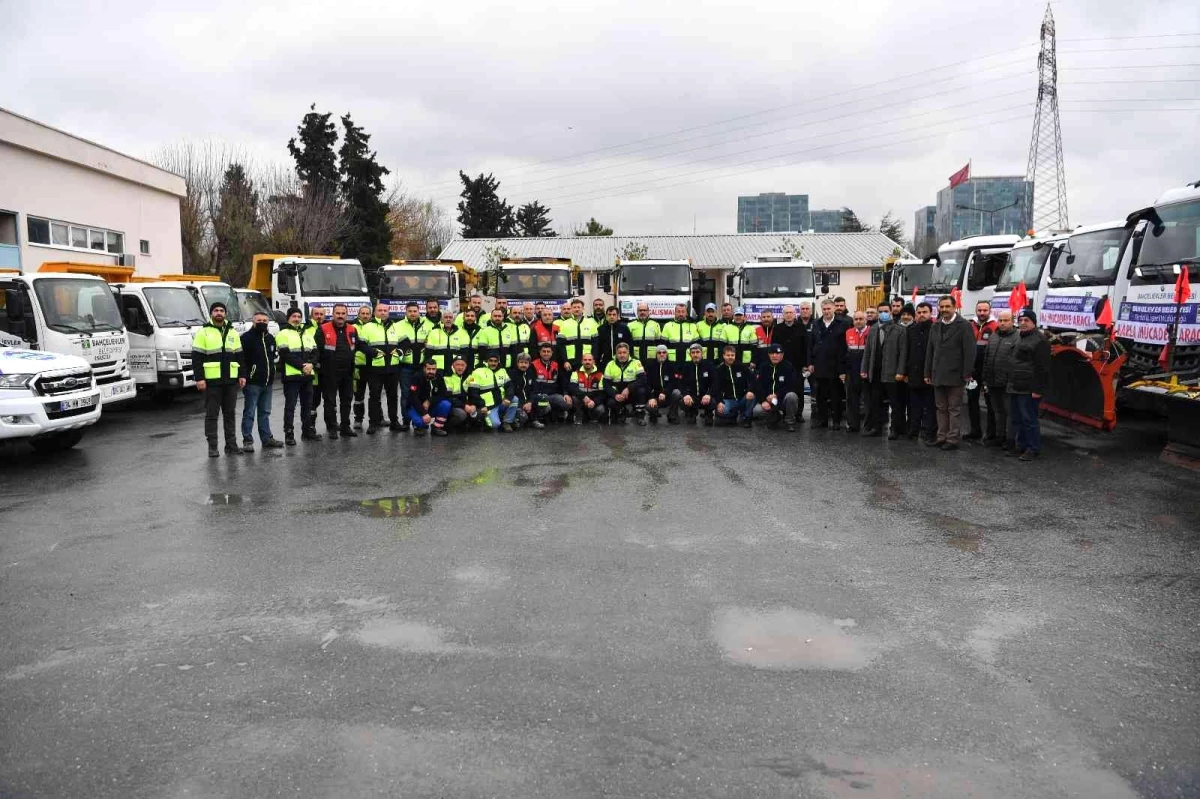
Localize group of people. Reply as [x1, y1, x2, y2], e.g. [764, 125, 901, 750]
[190, 292, 1052, 462]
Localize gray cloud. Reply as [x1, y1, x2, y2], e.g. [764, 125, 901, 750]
[3, 0, 1197, 238]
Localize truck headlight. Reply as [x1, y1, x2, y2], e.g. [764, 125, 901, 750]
[0, 374, 34, 389]
[156, 350, 182, 371]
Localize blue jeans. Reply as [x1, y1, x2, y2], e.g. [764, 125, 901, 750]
[486, 403, 519, 428]
[1011, 393, 1041, 453]
[398, 366, 415, 419]
[241, 383, 274, 441]
[407, 399, 452, 429]
[716, 397, 752, 422]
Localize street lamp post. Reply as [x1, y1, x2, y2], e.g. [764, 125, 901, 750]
[955, 200, 1020, 236]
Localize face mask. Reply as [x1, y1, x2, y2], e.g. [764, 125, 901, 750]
[900, 319, 912, 327]
[255, 322, 269, 332]
[878, 312, 892, 323]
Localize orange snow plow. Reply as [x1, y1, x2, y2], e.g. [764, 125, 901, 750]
[1041, 332, 1126, 431]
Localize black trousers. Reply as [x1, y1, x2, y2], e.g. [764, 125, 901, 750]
[609, 385, 648, 417]
[844, 374, 864, 429]
[311, 373, 322, 416]
[989, 386, 1011, 444]
[867, 380, 890, 432]
[203, 384, 239, 447]
[967, 383, 995, 438]
[322, 371, 354, 431]
[886, 382, 909, 434]
[367, 369, 400, 425]
[908, 384, 935, 438]
[282, 380, 315, 436]
[813, 377, 844, 424]
[352, 366, 368, 422]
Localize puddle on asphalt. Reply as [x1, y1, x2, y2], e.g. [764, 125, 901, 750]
[925, 511, 988, 554]
[206, 493, 244, 506]
[713, 607, 879, 671]
[355, 619, 466, 654]
[945, 535, 980, 554]
[356, 466, 581, 520]
[358, 496, 430, 518]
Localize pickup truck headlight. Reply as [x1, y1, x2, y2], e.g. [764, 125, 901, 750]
[0, 374, 34, 389]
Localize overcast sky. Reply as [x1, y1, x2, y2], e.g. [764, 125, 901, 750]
[3, 0, 1197, 240]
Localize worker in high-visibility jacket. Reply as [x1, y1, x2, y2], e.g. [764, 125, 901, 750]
[443, 357, 472, 432]
[276, 307, 321, 445]
[553, 298, 597, 372]
[570, 352, 607, 424]
[467, 351, 519, 431]
[302, 305, 325, 423]
[454, 294, 485, 326]
[396, 301, 431, 432]
[361, 302, 405, 434]
[694, 302, 726, 363]
[603, 342, 647, 425]
[192, 301, 246, 457]
[476, 308, 519, 369]
[659, 303, 698, 363]
[512, 303, 534, 356]
[351, 304, 373, 429]
[722, 307, 759, 369]
[626, 303, 661, 364]
[424, 313, 470, 374]
[459, 308, 487, 371]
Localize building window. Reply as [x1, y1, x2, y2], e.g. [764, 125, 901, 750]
[871, 269, 884, 284]
[26, 215, 125, 256]
[139, 239, 150, 255]
[27, 217, 50, 245]
[815, 269, 841, 286]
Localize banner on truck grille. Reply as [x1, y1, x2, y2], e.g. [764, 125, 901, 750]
[618, 298, 682, 320]
[1115, 298, 1200, 344]
[1040, 294, 1101, 331]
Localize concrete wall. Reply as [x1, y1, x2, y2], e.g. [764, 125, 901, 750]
[0, 109, 184, 277]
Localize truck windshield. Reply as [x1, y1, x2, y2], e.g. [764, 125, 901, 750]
[741, 266, 815, 297]
[298, 263, 370, 297]
[930, 249, 966, 287]
[198, 285, 242, 323]
[1050, 228, 1129, 287]
[619, 264, 691, 295]
[238, 291, 272, 320]
[33, 278, 125, 334]
[379, 271, 453, 299]
[502, 268, 572, 299]
[1133, 199, 1200, 281]
[995, 246, 1052, 290]
[896, 262, 935, 291]
[143, 287, 206, 327]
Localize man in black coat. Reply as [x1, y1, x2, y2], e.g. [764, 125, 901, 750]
[240, 311, 283, 452]
[807, 299, 850, 429]
[752, 344, 800, 431]
[901, 302, 935, 443]
[1008, 309, 1052, 461]
[594, 306, 631, 368]
[773, 305, 808, 423]
[923, 295, 977, 450]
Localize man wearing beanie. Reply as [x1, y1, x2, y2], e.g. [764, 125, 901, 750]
[191, 301, 246, 457]
[1009, 309, 1051, 461]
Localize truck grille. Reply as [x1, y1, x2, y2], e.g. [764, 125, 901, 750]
[95, 372, 126, 386]
[34, 370, 95, 396]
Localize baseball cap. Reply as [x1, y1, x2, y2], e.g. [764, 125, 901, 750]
[734, 306, 746, 315]
[767, 343, 783, 354]
[704, 302, 717, 312]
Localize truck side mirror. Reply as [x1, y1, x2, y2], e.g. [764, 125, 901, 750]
[124, 305, 144, 331]
[882, 271, 892, 294]
[573, 273, 585, 296]
[725, 274, 735, 294]
[820, 273, 830, 295]
[5, 289, 24, 322]
[597, 272, 612, 292]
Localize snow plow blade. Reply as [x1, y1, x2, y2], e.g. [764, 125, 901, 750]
[1041, 336, 1125, 431]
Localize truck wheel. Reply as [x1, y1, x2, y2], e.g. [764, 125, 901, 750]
[30, 430, 84, 453]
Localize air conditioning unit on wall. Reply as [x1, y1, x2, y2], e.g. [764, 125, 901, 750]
[118, 254, 136, 267]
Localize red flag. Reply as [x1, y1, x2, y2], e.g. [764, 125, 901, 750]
[948, 162, 971, 188]
[1095, 296, 1113, 328]
[1009, 281, 1028, 313]
[951, 287, 962, 308]
[1176, 266, 1192, 305]
[911, 286, 918, 305]
[1159, 342, 1171, 369]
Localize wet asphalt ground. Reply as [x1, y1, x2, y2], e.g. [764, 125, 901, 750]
[1, 391, 1198, 799]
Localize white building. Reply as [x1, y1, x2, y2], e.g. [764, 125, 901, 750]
[0, 107, 185, 276]
[440, 232, 910, 311]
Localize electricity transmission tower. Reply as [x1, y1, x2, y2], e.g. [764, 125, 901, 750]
[1026, 3, 1069, 232]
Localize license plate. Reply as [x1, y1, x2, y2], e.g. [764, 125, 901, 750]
[59, 395, 98, 411]
[102, 383, 134, 398]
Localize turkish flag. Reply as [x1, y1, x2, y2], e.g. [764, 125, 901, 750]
[911, 286, 918, 305]
[948, 162, 971, 188]
[1095, 296, 1113, 328]
[951, 287, 962, 308]
[1009, 281, 1028, 313]
[1176, 266, 1192, 305]
[1159, 342, 1171, 369]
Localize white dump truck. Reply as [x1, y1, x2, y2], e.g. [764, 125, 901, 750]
[727, 254, 817, 322]
[611, 259, 695, 320]
[377, 259, 469, 319]
[922, 234, 1020, 312]
[247, 253, 371, 323]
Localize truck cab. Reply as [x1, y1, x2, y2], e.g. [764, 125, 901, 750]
[611, 259, 693, 320]
[727, 254, 817, 322]
[496, 258, 581, 316]
[234, 289, 280, 335]
[0, 346, 102, 452]
[991, 233, 1067, 314]
[1036, 222, 1131, 333]
[160, 277, 248, 334]
[923, 234, 1021, 312]
[111, 280, 207, 395]
[377, 259, 466, 319]
[1118, 182, 1200, 375]
[248, 253, 370, 323]
[0, 264, 136, 406]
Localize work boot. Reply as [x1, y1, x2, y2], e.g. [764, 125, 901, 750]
[389, 420, 404, 432]
[366, 424, 378, 435]
[924, 438, 942, 447]
[1019, 449, 1038, 461]
[940, 441, 959, 451]
[636, 415, 647, 427]
[531, 420, 546, 429]
[208, 444, 220, 458]
[340, 426, 358, 438]
[224, 443, 242, 455]
[262, 438, 285, 449]
[501, 423, 513, 433]
[301, 430, 322, 441]
[398, 420, 410, 432]
[327, 429, 339, 440]
[242, 439, 255, 453]
[573, 416, 583, 426]
[431, 427, 448, 437]
[285, 433, 297, 446]
[412, 426, 427, 435]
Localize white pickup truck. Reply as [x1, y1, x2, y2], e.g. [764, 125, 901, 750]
[0, 346, 101, 452]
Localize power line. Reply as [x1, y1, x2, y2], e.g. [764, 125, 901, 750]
[1060, 33, 1200, 41]
[1059, 63, 1200, 68]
